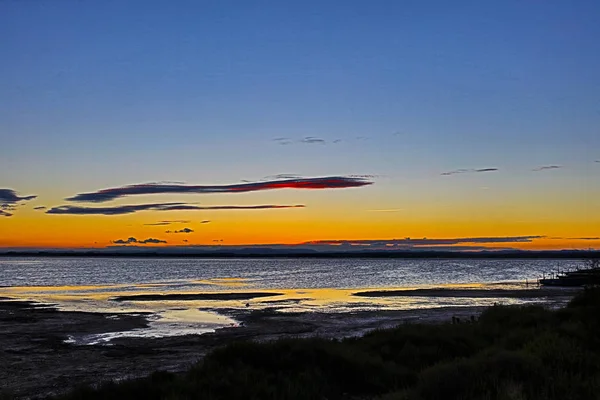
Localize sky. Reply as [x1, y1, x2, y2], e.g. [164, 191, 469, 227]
[1, 0, 599, 250]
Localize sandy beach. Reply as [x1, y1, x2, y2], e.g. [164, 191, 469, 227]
[0, 286, 579, 399]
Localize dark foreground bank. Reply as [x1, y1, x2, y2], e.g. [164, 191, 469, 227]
[17, 287, 599, 400]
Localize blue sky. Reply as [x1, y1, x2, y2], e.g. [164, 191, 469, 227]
[1, 0, 598, 248]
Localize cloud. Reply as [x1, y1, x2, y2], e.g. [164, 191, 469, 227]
[201, 220, 211, 224]
[532, 165, 562, 172]
[441, 168, 498, 176]
[144, 220, 191, 226]
[303, 236, 544, 247]
[141, 238, 167, 244]
[0, 189, 37, 204]
[0, 210, 12, 217]
[299, 136, 326, 144]
[272, 137, 292, 145]
[66, 176, 373, 203]
[1, 203, 16, 211]
[166, 227, 194, 234]
[474, 168, 498, 173]
[33, 206, 47, 210]
[333, 139, 342, 144]
[46, 202, 305, 215]
[112, 237, 167, 245]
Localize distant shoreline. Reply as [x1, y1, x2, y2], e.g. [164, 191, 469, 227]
[0, 250, 598, 259]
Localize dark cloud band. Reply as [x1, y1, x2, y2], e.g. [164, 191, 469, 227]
[66, 176, 372, 203]
[46, 202, 305, 215]
[303, 236, 544, 246]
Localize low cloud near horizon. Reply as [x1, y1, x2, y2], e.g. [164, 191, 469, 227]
[303, 236, 544, 247]
[0, 210, 12, 217]
[66, 176, 373, 203]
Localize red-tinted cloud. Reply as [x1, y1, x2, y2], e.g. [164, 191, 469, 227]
[66, 176, 373, 203]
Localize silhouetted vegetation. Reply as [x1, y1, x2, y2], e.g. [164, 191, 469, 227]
[47, 287, 600, 400]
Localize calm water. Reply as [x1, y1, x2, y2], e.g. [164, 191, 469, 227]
[0, 257, 578, 288]
[0, 257, 582, 343]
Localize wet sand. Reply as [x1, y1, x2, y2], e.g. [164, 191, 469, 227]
[112, 292, 284, 302]
[0, 287, 578, 399]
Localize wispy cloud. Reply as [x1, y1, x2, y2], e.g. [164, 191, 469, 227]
[0, 210, 12, 217]
[33, 206, 47, 210]
[201, 220, 211, 224]
[441, 168, 498, 176]
[112, 237, 167, 245]
[549, 237, 600, 241]
[144, 220, 191, 226]
[532, 165, 562, 172]
[272, 137, 292, 145]
[162, 204, 305, 211]
[261, 174, 302, 181]
[46, 203, 305, 216]
[0, 189, 37, 204]
[66, 176, 373, 203]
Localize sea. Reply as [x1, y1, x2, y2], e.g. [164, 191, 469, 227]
[0, 257, 583, 344]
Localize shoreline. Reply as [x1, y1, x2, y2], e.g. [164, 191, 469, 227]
[1, 250, 597, 259]
[0, 286, 578, 399]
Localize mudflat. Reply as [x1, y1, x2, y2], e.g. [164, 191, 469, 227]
[0, 289, 577, 399]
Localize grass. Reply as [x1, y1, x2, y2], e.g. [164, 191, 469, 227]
[48, 287, 600, 400]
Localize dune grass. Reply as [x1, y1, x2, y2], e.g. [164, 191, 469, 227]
[49, 287, 600, 400]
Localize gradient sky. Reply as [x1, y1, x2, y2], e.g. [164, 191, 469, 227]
[1, 0, 599, 249]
